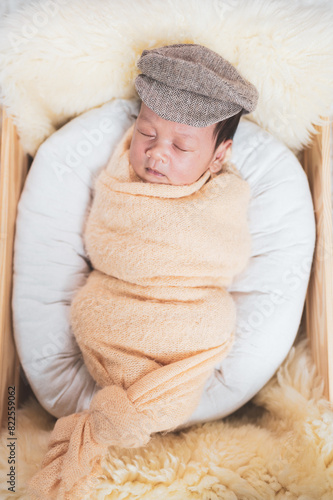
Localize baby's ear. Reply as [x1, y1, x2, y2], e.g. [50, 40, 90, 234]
[210, 139, 233, 173]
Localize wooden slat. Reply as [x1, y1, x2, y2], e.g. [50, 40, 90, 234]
[303, 118, 333, 401]
[0, 109, 28, 428]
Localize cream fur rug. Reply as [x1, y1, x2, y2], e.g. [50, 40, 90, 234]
[0, 0, 333, 156]
[1, 333, 333, 499]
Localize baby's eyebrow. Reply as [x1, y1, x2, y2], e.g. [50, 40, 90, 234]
[138, 116, 198, 144]
[174, 132, 199, 148]
[175, 131, 196, 140]
[137, 115, 153, 125]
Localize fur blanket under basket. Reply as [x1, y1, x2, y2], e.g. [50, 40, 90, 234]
[1, 331, 333, 499]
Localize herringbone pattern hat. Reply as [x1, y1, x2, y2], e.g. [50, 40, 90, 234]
[135, 44, 259, 127]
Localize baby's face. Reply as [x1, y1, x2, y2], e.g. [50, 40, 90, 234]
[129, 103, 231, 185]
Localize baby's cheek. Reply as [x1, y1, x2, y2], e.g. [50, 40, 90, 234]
[129, 142, 142, 168]
[173, 158, 201, 185]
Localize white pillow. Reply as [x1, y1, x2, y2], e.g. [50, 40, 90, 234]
[12, 99, 315, 423]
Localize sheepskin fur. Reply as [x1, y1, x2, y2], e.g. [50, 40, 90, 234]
[0, 0, 332, 156]
[1, 332, 333, 499]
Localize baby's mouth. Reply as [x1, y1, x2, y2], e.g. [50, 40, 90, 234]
[145, 167, 165, 177]
[146, 158, 167, 177]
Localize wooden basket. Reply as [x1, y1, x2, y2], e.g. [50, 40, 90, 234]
[303, 118, 333, 400]
[0, 108, 332, 427]
[0, 109, 29, 427]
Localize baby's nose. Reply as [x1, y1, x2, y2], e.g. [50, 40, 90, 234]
[146, 145, 168, 163]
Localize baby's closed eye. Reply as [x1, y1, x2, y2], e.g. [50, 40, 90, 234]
[138, 130, 155, 138]
[174, 144, 189, 152]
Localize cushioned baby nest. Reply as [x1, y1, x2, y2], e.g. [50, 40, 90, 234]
[12, 97, 315, 425]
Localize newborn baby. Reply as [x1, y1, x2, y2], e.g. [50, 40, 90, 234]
[29, 44, 258, 500]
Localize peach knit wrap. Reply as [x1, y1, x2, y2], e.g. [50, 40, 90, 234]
[29, 124, 251, 499]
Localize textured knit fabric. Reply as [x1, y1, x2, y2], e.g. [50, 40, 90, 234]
[28, 124, 251, 499]
[135, 44, 259, 126]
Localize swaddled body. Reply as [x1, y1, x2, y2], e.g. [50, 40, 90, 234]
[28, 43, 257, 500]
[70, 123, 251, 429]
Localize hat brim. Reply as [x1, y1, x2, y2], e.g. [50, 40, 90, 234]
[135, 75, 243, 127]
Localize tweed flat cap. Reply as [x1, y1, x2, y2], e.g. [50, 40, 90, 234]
[135, 43, 259, 127]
